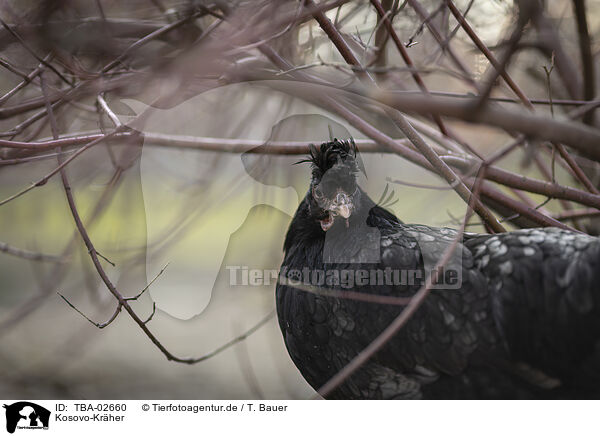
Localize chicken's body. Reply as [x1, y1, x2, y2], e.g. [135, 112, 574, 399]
[276, 139, 600, 399]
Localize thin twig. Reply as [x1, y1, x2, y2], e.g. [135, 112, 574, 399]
[0, 241, 64, 262]
[307, 0, 504, 232]
[0, 18, 73, 87]
[554, 208, 600, 221]
[0, 54, 51, 106]
[0, 131, 120, 207]
[57, 293, 122, 329]
[97, 94, 123, 127]
[126, 263, 170, 301]
[143, 303, 157, 324]
[280, 280, 412, 306]
[370, 0, 449, 136]
[572, 0, 595, 124]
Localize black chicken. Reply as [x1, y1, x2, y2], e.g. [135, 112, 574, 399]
[276, 139, 600, 399]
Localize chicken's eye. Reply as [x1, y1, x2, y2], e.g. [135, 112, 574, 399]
[313, 186, 324, 200]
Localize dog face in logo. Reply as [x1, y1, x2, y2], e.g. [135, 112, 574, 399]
[3, 402, 50, 434]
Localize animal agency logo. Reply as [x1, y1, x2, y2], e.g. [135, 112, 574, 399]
[3, 402, 50, 434]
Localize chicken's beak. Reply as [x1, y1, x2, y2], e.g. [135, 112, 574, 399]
[331, 191, 352, 219]
[318, 190, 354, 231]
[320, 213, 334, 231]
[336, 203, 351, 219]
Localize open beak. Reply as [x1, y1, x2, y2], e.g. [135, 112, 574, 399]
[320, 213, 335, 231]
[319, 191, 353, 231]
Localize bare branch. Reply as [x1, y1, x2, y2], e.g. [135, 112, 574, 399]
[57, 293, 122, 329]
[572, 0, 595, 125]
[0, 241, 64, 262]
[0, 17, 73, 87]
[125, 263, 169, 301]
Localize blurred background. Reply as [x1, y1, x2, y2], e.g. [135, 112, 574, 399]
[0, 0, 598, 399]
